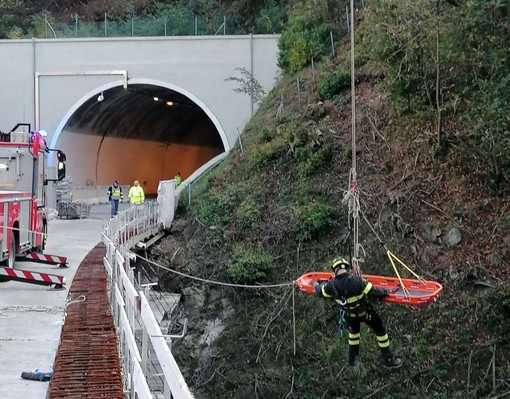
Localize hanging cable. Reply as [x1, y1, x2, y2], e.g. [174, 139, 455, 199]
[347, 0, 362, 276]
[134, 252, 295, 289]
[360, 210, 426, 296]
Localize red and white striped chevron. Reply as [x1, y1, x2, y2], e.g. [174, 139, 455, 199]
[0, 267, 65, 285]
[26, 252, 68, 265]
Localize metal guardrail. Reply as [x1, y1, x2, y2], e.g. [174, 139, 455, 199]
[102, 201, 194, 399]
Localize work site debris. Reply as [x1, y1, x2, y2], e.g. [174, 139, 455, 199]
[21, 368, 53, 382]
[56, 177, 90, 219]
[56, 201, 90, 219]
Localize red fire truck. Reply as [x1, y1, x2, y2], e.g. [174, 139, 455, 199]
[0, 123, 68, 289]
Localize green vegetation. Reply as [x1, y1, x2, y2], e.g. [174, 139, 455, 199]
[9, 2, 510, 395]
[316, 69, 351, 100]
[292, 200, 333, 241]
[225, 67, 267, 105]
[120, 0, 510, 397]
[278, 2, 345, 73]
[363, 0, 510, 184]
[0, 0, 294, 38]
[227, 245, 272, 283]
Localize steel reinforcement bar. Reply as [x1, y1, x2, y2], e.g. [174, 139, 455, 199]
[47, 242, 124, 399]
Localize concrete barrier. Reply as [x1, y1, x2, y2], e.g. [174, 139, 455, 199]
[72, 185, 130, 205]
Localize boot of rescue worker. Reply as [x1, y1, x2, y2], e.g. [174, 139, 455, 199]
[380, 347, 402, 369]
[347, 344, 359, 367]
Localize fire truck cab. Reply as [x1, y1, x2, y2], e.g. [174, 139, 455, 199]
[0, 123, 68, 288]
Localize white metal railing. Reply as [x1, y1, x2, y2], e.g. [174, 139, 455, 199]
[102, 200, 194, 399]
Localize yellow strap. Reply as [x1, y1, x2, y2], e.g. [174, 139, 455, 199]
[387, 250, 425, 282]
[386, 249, 410, 297]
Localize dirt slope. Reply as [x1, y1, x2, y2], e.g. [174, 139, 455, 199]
[144, 54, 510, 399]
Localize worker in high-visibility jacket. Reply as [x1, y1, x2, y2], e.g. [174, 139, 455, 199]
[128, 180, 145, 206]
[175, 172, 182, 186]
[107, 180, 123, 217]
[314, 257, 402, 369]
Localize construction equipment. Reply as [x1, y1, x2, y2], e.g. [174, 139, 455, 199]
[0, 123, 68, 289]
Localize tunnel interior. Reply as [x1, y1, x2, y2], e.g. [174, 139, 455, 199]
[58, 83, 225, 193]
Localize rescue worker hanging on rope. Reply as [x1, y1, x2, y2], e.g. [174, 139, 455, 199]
[314, 257, 402, 369]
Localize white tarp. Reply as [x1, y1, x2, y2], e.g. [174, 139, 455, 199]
[157, 180, 176, 229]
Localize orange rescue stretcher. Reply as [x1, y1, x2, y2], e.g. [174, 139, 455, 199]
[296, 271, 443, 306]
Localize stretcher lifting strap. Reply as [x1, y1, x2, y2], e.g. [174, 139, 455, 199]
[386, 250, 426, 298]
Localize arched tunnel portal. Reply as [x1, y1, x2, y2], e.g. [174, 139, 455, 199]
[51, 80, 227, 194]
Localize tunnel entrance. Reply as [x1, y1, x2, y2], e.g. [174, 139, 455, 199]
[56, 83, 225, 194]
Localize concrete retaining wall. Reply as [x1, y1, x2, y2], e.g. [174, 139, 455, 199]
[71, 185, 130, 205]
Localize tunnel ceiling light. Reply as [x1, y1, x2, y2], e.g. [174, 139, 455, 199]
[166, 101, 174, 106]
[153, 96, 159, 101]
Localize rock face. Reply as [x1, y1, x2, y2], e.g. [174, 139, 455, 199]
[421, 224, 462, 247]
[446, 227, 462, 247]
[182, 286, 206, 308]
[421, 223, 442, 243]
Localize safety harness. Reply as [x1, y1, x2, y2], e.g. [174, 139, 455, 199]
[321, 276, 373, 318]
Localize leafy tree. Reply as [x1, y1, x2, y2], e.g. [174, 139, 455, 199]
[277, 0, 347, 74]
[363, 0, 510, 182]
[445, 0, 510, 185]
[0, 0, 33, 38]
[256, 1, 288, 33]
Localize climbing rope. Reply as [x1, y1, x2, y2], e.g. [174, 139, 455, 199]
[65, 295, 86, 310]
[134, 252, 298, 356]
[360, 210, 426, 297]
[343, 1, 423, 289]
[344, 0, 362, 276]
[337, 308, 345, 337]
[134, 252, 295, 289]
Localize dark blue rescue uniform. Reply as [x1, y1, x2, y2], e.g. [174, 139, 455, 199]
[315, 272, 401, 368]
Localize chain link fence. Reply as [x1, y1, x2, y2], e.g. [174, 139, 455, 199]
[44, 14, 229, 39]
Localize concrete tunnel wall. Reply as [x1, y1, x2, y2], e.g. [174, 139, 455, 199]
[49, 78, 230, 194]
[0, 35, 280, 195]
[58, 133, 219, 194]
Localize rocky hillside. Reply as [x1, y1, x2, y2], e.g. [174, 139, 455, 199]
[141, 3, 510, 399]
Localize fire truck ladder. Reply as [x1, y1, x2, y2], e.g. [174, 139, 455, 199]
[0, 266, 65, 289]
